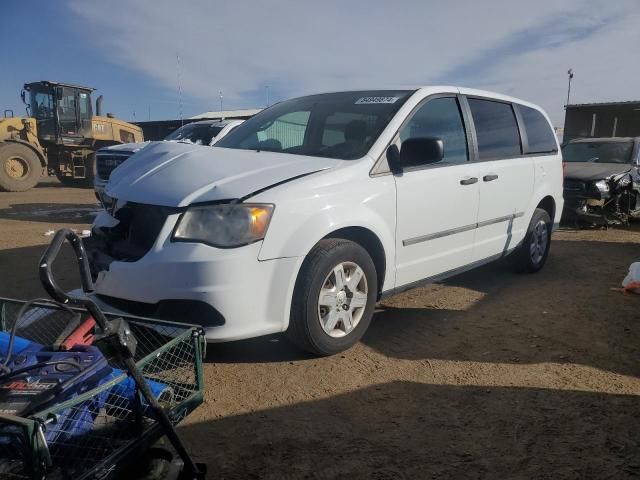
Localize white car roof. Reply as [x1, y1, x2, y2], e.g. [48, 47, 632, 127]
[284, 86, 547, 114]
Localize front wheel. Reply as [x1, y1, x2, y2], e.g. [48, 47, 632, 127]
[0, 142, 42, 192]
[288, 239, 378, 356]
[507, 208, 552, 273]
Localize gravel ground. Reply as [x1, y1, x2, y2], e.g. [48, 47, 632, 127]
[1, 179, 639, 479]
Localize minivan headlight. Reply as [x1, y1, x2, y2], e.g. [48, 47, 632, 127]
[173, 203, 274, 248]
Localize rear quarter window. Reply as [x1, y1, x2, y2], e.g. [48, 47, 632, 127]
[519, 105, 557, 154]
[467, 98, 522, 160]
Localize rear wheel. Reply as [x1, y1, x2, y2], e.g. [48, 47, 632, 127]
[508, 208, 552, 273]
[0, 143, 42, 192]
[288, 239, 378, 356]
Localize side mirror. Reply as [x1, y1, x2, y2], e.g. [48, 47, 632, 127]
[399, 137, 444, 169]
[20, 91, 26, 104]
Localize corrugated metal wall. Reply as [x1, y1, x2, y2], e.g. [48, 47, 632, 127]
[564, 103, 640, 143]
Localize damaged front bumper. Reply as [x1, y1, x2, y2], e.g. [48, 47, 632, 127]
[562, 176, 640, 225]
[86, 209, 302, 342]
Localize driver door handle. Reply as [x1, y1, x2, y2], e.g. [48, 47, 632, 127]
[483, 174, 499, 182]
[460, 177, 478, 186]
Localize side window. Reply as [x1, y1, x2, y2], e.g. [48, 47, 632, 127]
[399, 97, 468, 164]
[79, 92, 91, 116]
[468, 98, 521, 160]
[251, 111, 310, 150]
[519, 105, 557, 154]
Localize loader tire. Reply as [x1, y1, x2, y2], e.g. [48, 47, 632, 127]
[0, 143, 42, 192]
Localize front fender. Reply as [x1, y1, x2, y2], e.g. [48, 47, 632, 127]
[255, 172, 397, 291]
[529, 156, 564, 228]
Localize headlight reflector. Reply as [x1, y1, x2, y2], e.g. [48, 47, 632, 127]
[594, 180, 609, 192]
[173, 203, 274, 248]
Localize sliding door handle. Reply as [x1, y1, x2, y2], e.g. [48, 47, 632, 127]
[483, 174, 499, 182]
[460, 177, 478, 185]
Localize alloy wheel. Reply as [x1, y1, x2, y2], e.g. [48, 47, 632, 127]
[317, 261, 369, 338]
[529, 219, 548, 265]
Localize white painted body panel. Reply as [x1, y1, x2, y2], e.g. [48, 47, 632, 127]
[471, 156, 534, 261]
[106, 142, 340, 207]
[393, 162, 481, 286]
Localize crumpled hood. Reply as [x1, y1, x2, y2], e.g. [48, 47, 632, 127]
[564, 162, 631, 182]
[105, 141, 341, 207]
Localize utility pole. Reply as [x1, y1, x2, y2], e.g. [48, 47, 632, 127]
[177, 54, 183, 126]
[219, 90, 223, 112]
[566, 68, 574, 109]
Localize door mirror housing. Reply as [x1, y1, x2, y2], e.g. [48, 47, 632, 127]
[20, 91, 26, 104]
[398, 137, 444, 169]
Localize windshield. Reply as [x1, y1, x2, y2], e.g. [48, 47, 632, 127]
[28, 88, 54, 121]
[562, 141, 634, 164]
[165, 123, 224, 145]
[216, 90, 413, 160]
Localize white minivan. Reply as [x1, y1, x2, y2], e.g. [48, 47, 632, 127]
[87, 87, 563, 355]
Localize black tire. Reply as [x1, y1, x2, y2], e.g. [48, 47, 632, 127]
[0, 142, 42, 192]
[288, 238, 378, 356]
[508, 208, 552, 273]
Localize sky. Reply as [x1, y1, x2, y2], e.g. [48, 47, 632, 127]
[1, 0, 638, 125]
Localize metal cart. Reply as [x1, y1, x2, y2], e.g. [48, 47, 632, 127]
[0, 229, 206, 479]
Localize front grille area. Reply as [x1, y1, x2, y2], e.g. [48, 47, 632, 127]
[88, 203, 179, 267]
[96, 151, 134, 180]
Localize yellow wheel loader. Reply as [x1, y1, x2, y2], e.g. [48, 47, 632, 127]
[0, 81, 143, 191]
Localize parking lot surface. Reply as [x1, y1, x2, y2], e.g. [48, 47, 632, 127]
[1, 179, 639, 479]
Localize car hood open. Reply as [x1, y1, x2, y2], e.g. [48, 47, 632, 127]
[105, 141, 341, 207]
[564, 162, 631, 182]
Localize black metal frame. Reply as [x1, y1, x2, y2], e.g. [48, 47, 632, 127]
[37, 229, 205, 479]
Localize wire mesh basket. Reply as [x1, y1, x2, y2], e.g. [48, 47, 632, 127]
[0, 297, 205, 480]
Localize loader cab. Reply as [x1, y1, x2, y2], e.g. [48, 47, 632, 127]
[23, 81, 93, 146]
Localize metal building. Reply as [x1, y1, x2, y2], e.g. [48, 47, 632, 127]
[563, 100, 640, 143]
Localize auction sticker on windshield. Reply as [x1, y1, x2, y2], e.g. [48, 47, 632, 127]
[355, 96, 400, 104]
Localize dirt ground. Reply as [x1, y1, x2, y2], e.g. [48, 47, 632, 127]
[1, 179, 639, 479]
